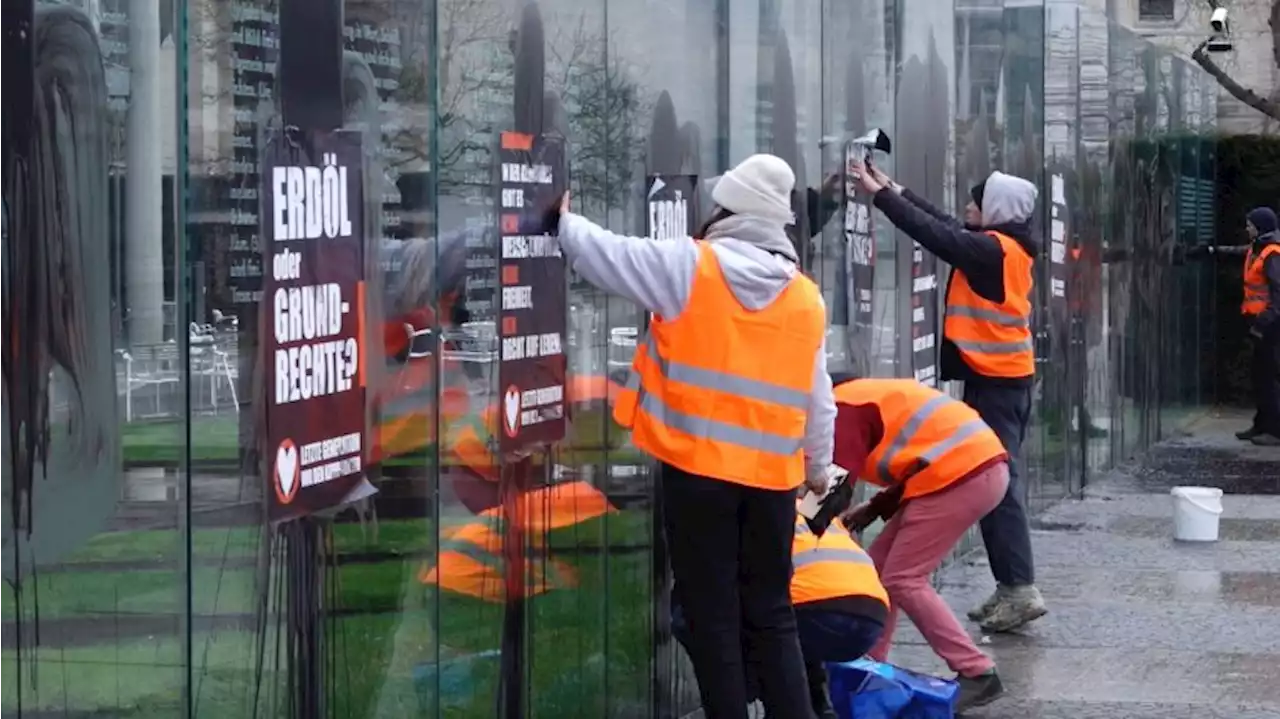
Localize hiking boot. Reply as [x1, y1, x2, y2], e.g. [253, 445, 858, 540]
[1237, 427, 1263, 441]
[955, 670, 1005, 714]
[966, 586, 1007, 622]
[1251, 433, 1280, 447]
[979, 585, 1047, 633]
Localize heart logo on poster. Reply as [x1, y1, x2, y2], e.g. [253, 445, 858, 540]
[275, 439, 300, 504]
[503, 386, 521, 438]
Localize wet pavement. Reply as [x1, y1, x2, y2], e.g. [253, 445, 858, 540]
[887, 410, 1280, 718]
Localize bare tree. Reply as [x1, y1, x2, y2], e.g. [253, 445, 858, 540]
[545, 18, 650, 215]
[1190, 0, 1280, 122]
[385, 0, 511, 179]
[421, 4, 649, 207]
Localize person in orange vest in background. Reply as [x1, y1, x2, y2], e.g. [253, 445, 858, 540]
[1193, 207, 1280, 446]
[831, 374, 1010, 712]
[671, 511, 888, 719]
[550, 153, 837, 719]
[852, 164, 1047, 635]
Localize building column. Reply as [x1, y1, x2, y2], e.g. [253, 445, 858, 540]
[125, 0, 164, 344]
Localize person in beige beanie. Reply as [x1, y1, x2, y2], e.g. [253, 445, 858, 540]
[550, 153, 836, 718]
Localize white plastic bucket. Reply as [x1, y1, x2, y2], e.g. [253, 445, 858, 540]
[1170, 486, 1224, 542]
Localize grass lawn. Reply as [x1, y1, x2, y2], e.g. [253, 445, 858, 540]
[3, 513, 659, 717]
[123, 408, 641, 467]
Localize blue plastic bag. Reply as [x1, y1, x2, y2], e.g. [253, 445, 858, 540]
[826, 658, 958, 719]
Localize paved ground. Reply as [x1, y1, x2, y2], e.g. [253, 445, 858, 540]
[887, 410, 1280, 718]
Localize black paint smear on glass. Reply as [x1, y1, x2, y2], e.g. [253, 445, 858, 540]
[4, 5, 114, 704]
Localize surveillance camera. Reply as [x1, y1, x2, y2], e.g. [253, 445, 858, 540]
[1210, 7, 1228, 33]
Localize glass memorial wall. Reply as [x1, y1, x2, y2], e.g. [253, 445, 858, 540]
[1, 0, 1217, 717]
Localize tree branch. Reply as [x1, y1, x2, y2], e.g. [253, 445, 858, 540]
[1190, 39, 1280, 121]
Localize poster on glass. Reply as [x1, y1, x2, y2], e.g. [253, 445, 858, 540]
[261, 130, 369, 521]
[496, 131, 569, 454]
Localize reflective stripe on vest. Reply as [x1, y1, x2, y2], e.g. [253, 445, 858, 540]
[613, 242, 825, 490]
[621, 334, 808, 456]
[790, 518, 889, 607]
[943, 231, 1035, 378]
[874, 394, 990, 484]
[793, 547, 875, 568]
[834, 378, 1008, 500]
[945, 305, 1030, 328]
[1242, 244, 1280, 316]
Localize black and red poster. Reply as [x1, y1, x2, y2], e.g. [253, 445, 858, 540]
[843, 143, 876, 372]
[1049, 170, 1069, 307]
[261, 131, 367, 521]
[645, 174, 699, 240]
[496, 131, 568, 453]
[910, 239, 940, 387]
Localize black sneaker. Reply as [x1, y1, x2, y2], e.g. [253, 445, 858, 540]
[1237, 427, 1263, 441]
[955, 670, 1005, 714]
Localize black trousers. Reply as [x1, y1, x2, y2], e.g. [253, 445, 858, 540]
[661, 463, 813, 719]
[1252, 329, 1280, 435]
[672, 601, 883, 719]
[962, 383, 1037, 586]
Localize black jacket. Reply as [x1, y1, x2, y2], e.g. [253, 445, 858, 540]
[873, 187, 1039, 387]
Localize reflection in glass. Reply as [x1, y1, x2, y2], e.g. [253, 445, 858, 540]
[0, 0, 1222, 714]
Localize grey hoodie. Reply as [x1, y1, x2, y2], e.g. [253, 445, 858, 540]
[980, 171, 1039, 228]
[556, 211, 837, 484]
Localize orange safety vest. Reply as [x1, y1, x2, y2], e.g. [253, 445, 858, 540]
[447, 404, 502, 482]
[834, 379, 1007, 500]
[1242, 243, 1280, 316]
[943, 231, 1035, 378]
[421, 481, 615, 599]
[613, 242, 826, 490]
[791, 516, 889, 608]
[422, 519, 577, 600]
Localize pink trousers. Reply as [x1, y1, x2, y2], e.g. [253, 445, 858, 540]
[866, 462, 1009, 677]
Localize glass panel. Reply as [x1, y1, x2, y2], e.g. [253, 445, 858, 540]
[897, 0, 956, 391]
[997, 0, 1050, 510]
[1107, 21, 1140, 463]
[4, 1, 186, 715]
[1035, 0, 1076, 507]
[599, 0, 724, 713]
[822, 0, 898, 381]
[2, 0, 1232, 715]
[1079, 0, 1113, 475]
[182, 0, 441, 715]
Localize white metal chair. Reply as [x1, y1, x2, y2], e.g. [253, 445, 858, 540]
[119, 342, 181, 421]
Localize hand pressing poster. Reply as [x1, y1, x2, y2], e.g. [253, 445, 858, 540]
[496, 131, 569, 454]
[261, 130, 367, 521]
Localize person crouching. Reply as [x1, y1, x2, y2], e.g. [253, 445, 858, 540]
[672, 509, 888, 718]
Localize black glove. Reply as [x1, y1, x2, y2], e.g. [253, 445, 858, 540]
[805, 478, 854, 537]
[840, 483, 905, 533]
[544, 191, 568, 233]
[517, 191, 566, 236]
